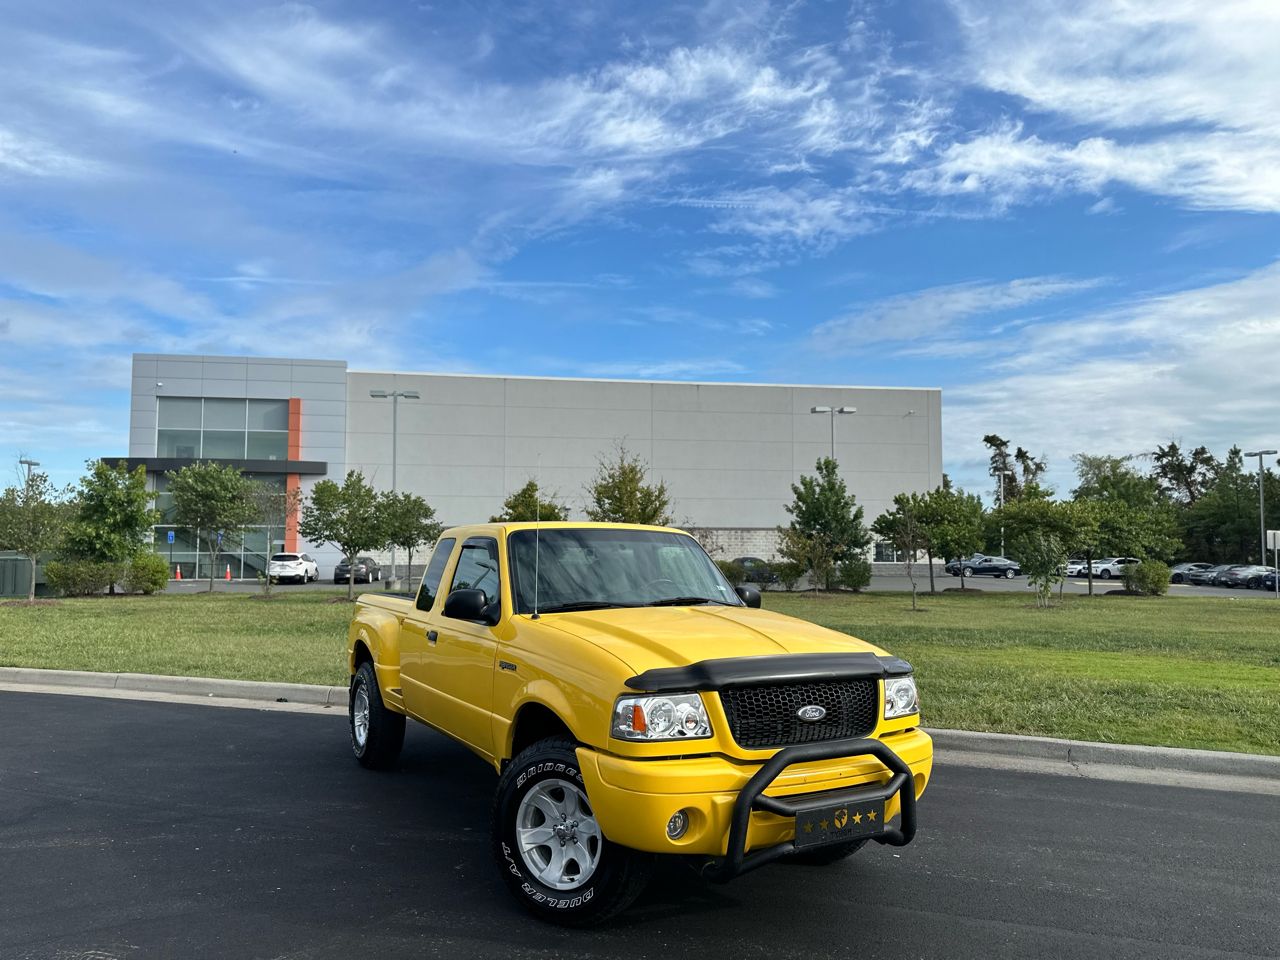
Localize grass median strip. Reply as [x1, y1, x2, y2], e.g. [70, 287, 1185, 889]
[1, 589, 1277, 754]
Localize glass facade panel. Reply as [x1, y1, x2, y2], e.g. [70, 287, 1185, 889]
[248, 399, 289, 431]
[247, 431, 288, 460]
[157, 429, 200, 458]
[157, 397, 202, 429]
[204, 398, 247, 430]
[201, 430, 246, 458]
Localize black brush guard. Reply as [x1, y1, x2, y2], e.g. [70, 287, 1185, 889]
[701, 737, 917, 882]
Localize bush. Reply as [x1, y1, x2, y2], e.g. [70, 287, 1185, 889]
[716, 559, 746, 586]
[836, 556, 872, 592]
[45, 560, 117, 596]
[124, 552, 170, 595]
[1124, 560, 1170, 596]
[775, 560, 805, 592]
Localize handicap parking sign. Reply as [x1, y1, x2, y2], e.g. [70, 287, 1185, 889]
[167, 530, 175, 544]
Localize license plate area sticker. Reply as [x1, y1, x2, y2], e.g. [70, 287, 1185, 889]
[794, 801, 886, 848]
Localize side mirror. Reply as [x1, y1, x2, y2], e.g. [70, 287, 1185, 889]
[735, 585, 762, 608]
[443, 588, 490, 622]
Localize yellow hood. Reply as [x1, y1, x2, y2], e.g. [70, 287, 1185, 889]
[540, 604, 886, 677]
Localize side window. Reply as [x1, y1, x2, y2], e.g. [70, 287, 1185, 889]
[449, 538, 501, 600]
[415, 538, 456, 612]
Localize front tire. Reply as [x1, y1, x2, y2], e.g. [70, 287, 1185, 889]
[493, 738, 652, 926]
[349, 661, 405, 770]
[1004, 568, 1015, 579]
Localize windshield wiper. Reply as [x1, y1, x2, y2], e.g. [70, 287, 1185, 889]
[644, 596, 735, 607]
[534, 600, 642, 614]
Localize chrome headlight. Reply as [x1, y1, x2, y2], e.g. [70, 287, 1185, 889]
[612, 693, 712, 741]
[884, 676, 920, 719]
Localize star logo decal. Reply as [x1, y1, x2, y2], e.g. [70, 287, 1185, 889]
[803, 822, 814, 834]
[818, 819, 829, 831]
[851, 811, 862, 825]
[866, 809, 877, 822]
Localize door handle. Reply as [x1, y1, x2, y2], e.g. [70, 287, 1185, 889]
[427, 630, 438, 644]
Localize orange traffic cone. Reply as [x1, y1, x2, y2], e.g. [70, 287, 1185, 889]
[175, 566, 182, 580]
[225, 564, 232, 581]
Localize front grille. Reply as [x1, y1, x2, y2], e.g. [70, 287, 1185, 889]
[719, 679, 879, 749]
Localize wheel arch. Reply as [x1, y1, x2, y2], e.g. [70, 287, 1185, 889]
[506, 697, 578, 764]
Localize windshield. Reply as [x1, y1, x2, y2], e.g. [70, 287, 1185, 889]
[271, 554, 299, 561]
[508, 528, 740, 615]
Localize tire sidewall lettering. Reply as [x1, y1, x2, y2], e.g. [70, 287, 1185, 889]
[505, 759, 595, 910]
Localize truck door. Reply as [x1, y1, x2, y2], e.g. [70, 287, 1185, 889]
[420, 536, 502, 756]
[398, 537, 456, 722]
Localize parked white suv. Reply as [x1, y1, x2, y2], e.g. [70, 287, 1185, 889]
[267, 552, 319, 584]
[1092, 557, 1141, 580]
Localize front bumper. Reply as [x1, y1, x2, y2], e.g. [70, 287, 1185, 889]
[577, 727, 931, 878]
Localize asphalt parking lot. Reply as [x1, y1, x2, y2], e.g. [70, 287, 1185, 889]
[2, 692, 1277, 960]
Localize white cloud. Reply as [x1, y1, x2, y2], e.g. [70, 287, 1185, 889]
[727, 277, 778, 299]
[942, 260, 1280, 493]
[812, 276, 1100, 349]
[581, 359, 747, 380]
[921, 0, 1280, 213]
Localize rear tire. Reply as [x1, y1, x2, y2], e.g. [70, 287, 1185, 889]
[963, 567, 975, 578]
[349, 661, 405, 770]
[1101, 569, 1112, 580]
[789, 838, 867, 866]
[1172, 574, 1183, 584]
[493, 738, 652, 926]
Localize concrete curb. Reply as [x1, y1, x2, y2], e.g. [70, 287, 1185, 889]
[0, 666, 348, 707]
[3, 667, 1277, 779]
[928, 728, 1280, 779]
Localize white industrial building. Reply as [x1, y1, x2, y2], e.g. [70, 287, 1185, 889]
[121, 354, 943, 579]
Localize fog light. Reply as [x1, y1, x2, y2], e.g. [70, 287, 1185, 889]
[666, 809, 690, 840]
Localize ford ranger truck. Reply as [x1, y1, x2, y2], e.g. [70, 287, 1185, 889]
[346, 522, 931, 925]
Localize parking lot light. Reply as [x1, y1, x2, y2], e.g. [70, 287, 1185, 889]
[810, 405, 857, 460]
[369, 388, 422, 582]
[1244, 449, 1277, 568]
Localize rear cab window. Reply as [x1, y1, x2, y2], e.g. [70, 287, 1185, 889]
[415, 539, 456, 612]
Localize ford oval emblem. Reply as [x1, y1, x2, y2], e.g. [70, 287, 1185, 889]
[797, 704, 827, 722]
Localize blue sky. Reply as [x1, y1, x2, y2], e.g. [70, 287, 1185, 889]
[2, 0, 1278, 498]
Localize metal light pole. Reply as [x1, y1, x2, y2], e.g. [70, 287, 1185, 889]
[18, 458, 40, 485]
[991, 468, 1013, 556]
[1244, 449, 1276, 566]
[809, 406, 857, 460]
[369, 388, 420, 582]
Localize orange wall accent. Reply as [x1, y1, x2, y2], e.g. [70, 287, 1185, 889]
[285, 473, 300, 552]
[286, 398, 301, 552]
[287, 397, 302, 460]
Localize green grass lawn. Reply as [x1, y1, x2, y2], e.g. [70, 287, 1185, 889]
[2, 589, 1277, 754]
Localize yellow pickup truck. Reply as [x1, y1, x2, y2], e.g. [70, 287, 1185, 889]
[346, 521, 931, 925]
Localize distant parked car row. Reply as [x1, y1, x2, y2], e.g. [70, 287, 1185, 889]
[266, 553, 384, 585]
[1061, 558, 1277, 588]
[944, 554, 1022, 578]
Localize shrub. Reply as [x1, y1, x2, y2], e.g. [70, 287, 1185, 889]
[45, 560, 117, 596]
[1124, 560, 1170, 596]
[775, 560, 805, 592]
[836, 555, 872, 592]
[124, 552, 170, 595]
[716, 559, 746, 586]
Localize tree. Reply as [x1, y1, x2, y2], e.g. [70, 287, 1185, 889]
[984, 434, 1047, 503]
[63, 460, 157, 594]
[920, 485, 985, 591]
[299, 470, 389, 600]
[247, 481, 303, 596]
[1151, 442, 1219, 505]
[490, 480, 568, 523]
[0, 466, 73, 601]
[778, 457, 870, 590]
[166, 462, 257, 593]
[382, 491, 442, 586]
[1183, 447, 1267, 562]
[872, 493, 928, 610]
[998, 497, 1076, 607]
[584, 445, 672, 526]
[1071, 454, 1165, 509]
